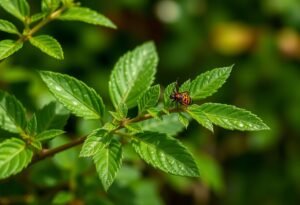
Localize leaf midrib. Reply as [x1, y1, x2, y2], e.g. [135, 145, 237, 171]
[134, 135, 192, 172]
[0, 141, 25, 167]
[48, 76, 100, 118]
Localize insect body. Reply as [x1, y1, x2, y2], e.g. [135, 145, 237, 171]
[170, 82, 192, 106]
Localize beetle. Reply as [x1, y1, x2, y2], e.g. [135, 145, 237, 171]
[169, 81, 192, 106]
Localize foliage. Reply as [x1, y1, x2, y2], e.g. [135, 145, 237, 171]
[0, 0, 276, 204]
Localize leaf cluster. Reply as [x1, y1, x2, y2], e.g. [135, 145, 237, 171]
[0, 0, 115, 60]
[0, 0, 269, 192]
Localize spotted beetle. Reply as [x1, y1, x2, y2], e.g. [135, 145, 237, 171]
[169, 81, 192, 106]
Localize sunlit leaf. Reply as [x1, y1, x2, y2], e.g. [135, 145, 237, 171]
[40, 71, 105, 119]
[109, 42, 158, 108]
[0, 19, 20, 35]
[194, 103, 269, 131]
[79, 129, 110, 157]
[178, 113, 189, 129]
[29, 35, 64, 60]
[190, 66, 233, 100]
[0, 0, 30, 21]
[138, 84, 160, 114]
[42, 0, 61, 12]
[93, 139, 123, 191]
[58, 7, 116, 29]
[0, 138, 33, 179]
[131, 131, 199, 177]
[186, 104, 214, 132]
[164, 82, 176, 108]
[179, 79, 191, 92]
[0, 40, 23, 60]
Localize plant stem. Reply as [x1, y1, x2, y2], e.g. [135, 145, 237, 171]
[29, 107, 184, 166]
[21, 6, 67, 41]
[30, 136, 86, 165]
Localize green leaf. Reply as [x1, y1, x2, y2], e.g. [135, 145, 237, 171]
[30, 140, 42, 151]
[0, 40, 23, 60]
[35, 102, 69, 133]
[147, 107, 161, 120]
[27, 114, 37, 136]
[179, 79, 191, 92]
[93, 139, 123, 191]
[0, 19, 20, 35]
[131, 132, 199, 177]
[138, 85, 160, 114]
[102, 122, 118, 131]
[30, 12, 46, 24]
[79, 129, 110, 157]
[109, 103, 128, 121]
[196, 153, 224, 194]
[40, 71, 105, 119]
[0, 91, 27, 133]
[190, 65, 233, 100]
[178, 113, 189, 129]
[194, 103, 270, 131]
[186, 104, 214, 132]
[52, 191, 74, 205]
[124, 123, 143, 134]
[0, 138, 33, 179]
[109, 42, 158, 109]
[135, 113, 185, 136]
[42, 0, 61, 12]
[29, 35, 63, 60]
[164, 82, 176, 108]
[58, 7, 116, 29]
[35, 129, 65, 141]
[0, 0, 30, 21]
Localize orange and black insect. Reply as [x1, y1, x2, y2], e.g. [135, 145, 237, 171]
[170, 81, 192, 106]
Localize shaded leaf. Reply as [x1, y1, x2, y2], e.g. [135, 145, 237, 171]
[0, 19, 20, 35]
[0, 0, 30, 21]
[131, 132, 199, 177]
[35, 102, 69, 133]
[58, 7, 116, 29]
[29, 35, 63, 60]
[109, 42, 158, 108]
[93, 139, 123, 191]
[40, 71, 105, 119]
[135, 113, 184, 136]
[0, 40, 23, 60]
[35, 129, 65, 141]
[190, 66, 233, 100]
[0, 138, 33, 179]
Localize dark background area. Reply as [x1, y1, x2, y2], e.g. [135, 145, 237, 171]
[1, 0, 300, 204]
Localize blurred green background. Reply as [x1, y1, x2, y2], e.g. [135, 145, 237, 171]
[1, 0, 300, 204]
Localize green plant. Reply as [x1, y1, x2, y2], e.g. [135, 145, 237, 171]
[0, 0, 269, 192]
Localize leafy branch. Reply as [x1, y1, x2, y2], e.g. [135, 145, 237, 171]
[29, 107, 182, 166]
[0, 41, 269, 191]
[0, 0, 116, 60]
